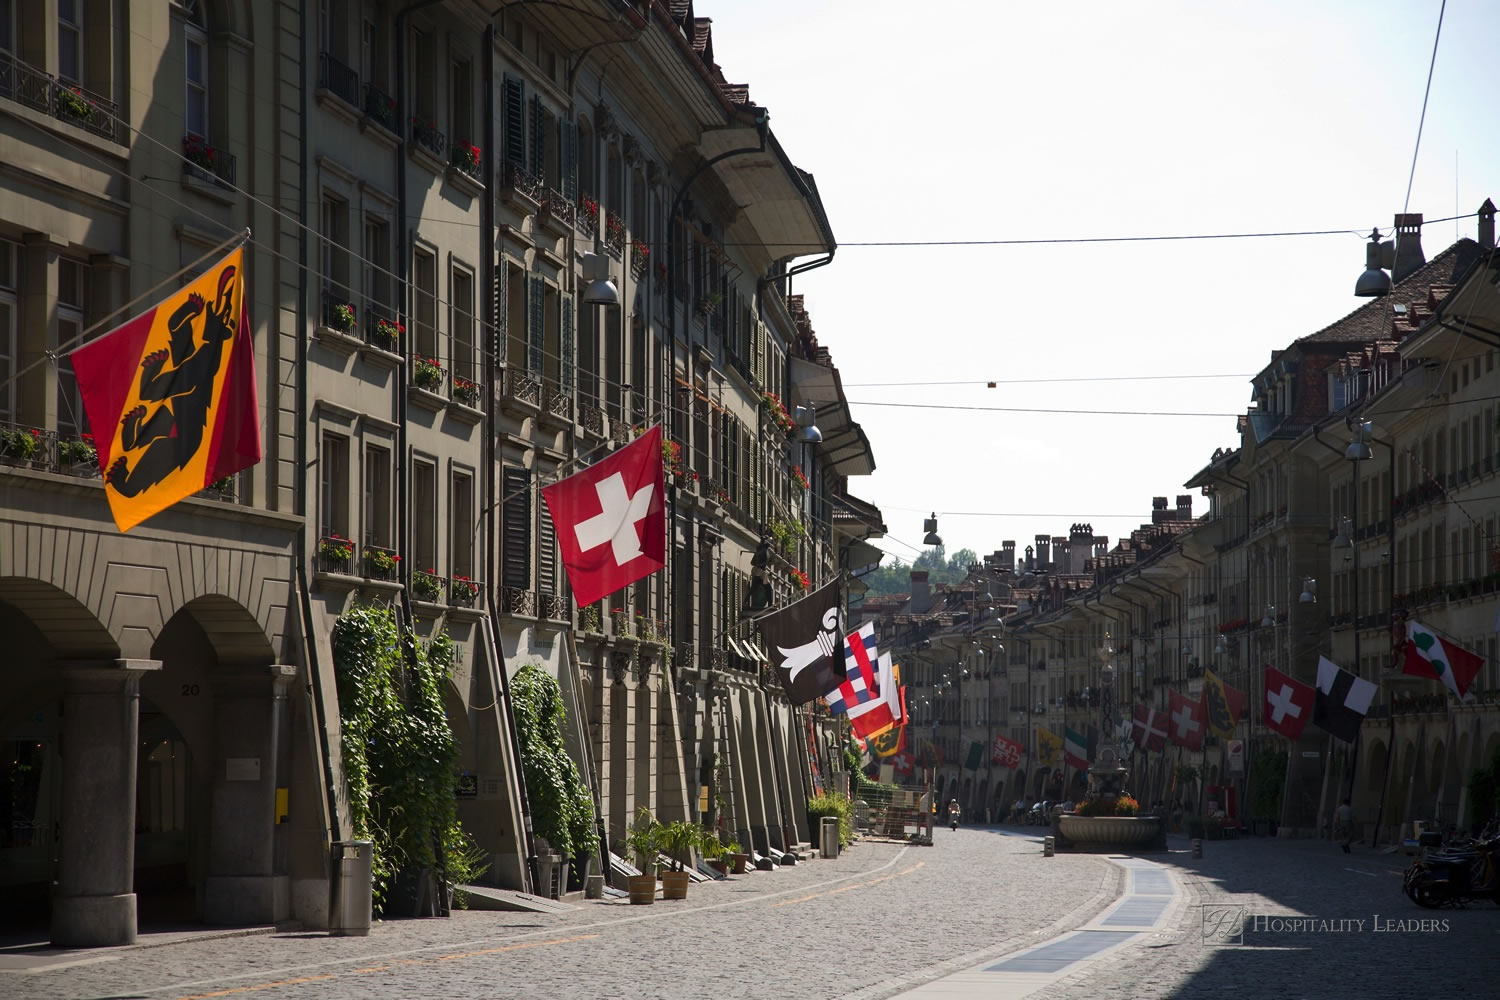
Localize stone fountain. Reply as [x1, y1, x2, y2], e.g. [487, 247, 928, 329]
[1053, 636, 1166, 852]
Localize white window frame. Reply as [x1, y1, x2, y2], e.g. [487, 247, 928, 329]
[184, 22, 208, 139]
[58, 0, 82, 84]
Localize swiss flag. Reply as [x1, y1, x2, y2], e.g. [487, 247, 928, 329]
[1167, 688, 1205, 750]
[1262, 665, 1315, 740]
[1131, 703, 1167, 752]
[541, 424, 666, 606]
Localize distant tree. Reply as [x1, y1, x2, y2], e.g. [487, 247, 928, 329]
[856, 546, 981, 596]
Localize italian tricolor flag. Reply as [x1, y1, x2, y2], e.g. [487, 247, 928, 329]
[1403, 620, 1483, 701]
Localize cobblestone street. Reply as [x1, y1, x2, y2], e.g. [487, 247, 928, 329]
[10, 829, 1115, 1000]
[10, 828, 1500, 1000]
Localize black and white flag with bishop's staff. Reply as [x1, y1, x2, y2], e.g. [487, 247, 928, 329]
[755, 579, 847, 704]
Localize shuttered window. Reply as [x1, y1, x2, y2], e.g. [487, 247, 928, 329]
[501, 466, 530, 589]
[502, 75, 525, 167]
[538, 500, 557, 597]
[560, 119, 578, 200]
[528, 274, 544, 374]
[529, 95, 545, 178]
[561, 296, 574, 394]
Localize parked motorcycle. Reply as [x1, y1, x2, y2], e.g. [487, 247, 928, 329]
[1404, 836, 1500, 908]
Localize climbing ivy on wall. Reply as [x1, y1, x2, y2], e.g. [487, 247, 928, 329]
[510, 663, 597, 863]
[332, 605, 463, 915]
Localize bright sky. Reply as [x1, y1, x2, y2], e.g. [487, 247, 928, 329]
[706, 0, 1500, 565]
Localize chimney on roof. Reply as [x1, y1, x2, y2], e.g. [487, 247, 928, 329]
[999, 541, 1015, 572]
[1024, 544, 1034, 572]
[1176, 494, 1193, 520]
[909, 570, 931, 614]
[1480, 199, 1496, 250]
[1392, 213, 1426, 283]
[1034, 534, 1050, 571]
[1152, 496, 1168, 525]
[1094, 538, 1109, 558]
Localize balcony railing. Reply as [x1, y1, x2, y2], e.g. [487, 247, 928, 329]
[411, 118, 446, 160]
[182, 133, 236, 188]
[316, 534, 357, 575]
[498, 586, 536, 617]
[449, 575, 482, 608]
[539, 189, 576, 230]
[449, 139, 483, 182]
[543, 378, 572, 422]
[320, 291, 358, 336]
[540, 593, 568, 622]
[500, 367, 542, 409]
[363, 302, 402, 352]
[578, 401, 605, 436]
[0, 53, 121, 143]
[0, 422, 104, 479]
[499, 162, 544, 205]
[361, 544, 401, 581]
[362, 82, 396, 131]
[603, 212, 625, 259]
[317, 52, 361, 108]
[576, 195, 599, 238]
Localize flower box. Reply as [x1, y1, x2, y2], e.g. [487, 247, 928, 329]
[364, 547, 401, 579]
[57, 85, 92, 122]
[370, 316, 403, 349]
[183, 133, 217, 171]
[412, 570, 443, 602]
[58, 435, 97, 468]
[414, 356, 446, 392]
[324, 300, 356, 333]
[452, 376, 483, 408]
[450, 575, 480, 606]
[451, 140, 481, 177]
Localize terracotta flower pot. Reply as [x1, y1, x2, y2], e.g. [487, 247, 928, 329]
[731, 853, 750, 874]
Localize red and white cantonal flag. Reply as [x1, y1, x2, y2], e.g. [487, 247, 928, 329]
[1131, 703, 1167, 752]
[541, 424, 665, 606]
[837, 624, 899, 740]
[1404, 620, 1484, 701]
[1261, 665, 1315, 740]
[1167, 688, 1205, 751]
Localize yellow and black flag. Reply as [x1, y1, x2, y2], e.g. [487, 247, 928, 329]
[1200, 668, 1246, 740]
[70, 248, 261, 531]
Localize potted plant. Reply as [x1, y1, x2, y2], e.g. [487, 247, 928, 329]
[58, 433, 96, 468]
[371, 315, 403, 349]
[451, 141, 481, 174]
[657, 820, 700, 900]
[412, 570, 443, 602]
[414, 356, 445, 392]
[319, 533, 354, 570]
[791, 568, 811, 592]
[624, 808, 661, 905]
[364, 547, 400, 579]
[449, 575, 480, 607]
[325, 300, 356, 333]
[57, 85, 92, 122]
[578, 604, 602, 634]
[722, 839, 748, 874]
[452, 375, 482, 408]
[183, 133, 216, 172]
[703, 835, 729, 876]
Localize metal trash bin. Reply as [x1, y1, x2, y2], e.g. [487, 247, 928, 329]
[329, 840, 373, 936]
[820, 815, 840, 858]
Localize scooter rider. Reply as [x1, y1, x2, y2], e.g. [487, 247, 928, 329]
[948, 799, 961, 831]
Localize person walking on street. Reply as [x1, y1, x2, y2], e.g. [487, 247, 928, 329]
[1333, 798, 1354, 854]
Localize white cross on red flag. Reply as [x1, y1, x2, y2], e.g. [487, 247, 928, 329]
[1131, 703, 1167, 752]
[1167, 688, 1205, 751]
[1262, 664, 1315, 740]
[541, 425, 665, 606]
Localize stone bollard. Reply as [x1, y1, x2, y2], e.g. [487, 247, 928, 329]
[1191, 839, 1203, 859]
[1043, 836, 1055, 857]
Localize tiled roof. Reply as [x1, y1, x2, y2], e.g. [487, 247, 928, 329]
[1296, 239, 1482, 345]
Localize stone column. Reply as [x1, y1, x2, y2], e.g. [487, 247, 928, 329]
[202, 664, 298, 925]
[52, 658, 161, 948]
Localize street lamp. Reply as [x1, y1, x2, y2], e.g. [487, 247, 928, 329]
[1300, 578, 1317, 604]
[923, 513, 943, 547]
[1261, 604, 1276, 628]
[1354, 229, 1394, 298]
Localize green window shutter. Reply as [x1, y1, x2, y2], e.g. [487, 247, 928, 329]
[528, 274, 544, 374]
[529, 96, 545, 177]
[501, 466, 531, 589]
[561, 296, 574, 394]
[561, 120, 578, 201]
[503, 75, 525, 167]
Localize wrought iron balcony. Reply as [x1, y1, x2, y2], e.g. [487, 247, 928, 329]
[182, 133, 236, 188]
[0, 53, 121, 142]
[0, 421, 99, 480]
[362, 82, 396, 131]
[498, 586, 536, 617]
[410, 118, 446, 160]
[317, 52, 361, 108]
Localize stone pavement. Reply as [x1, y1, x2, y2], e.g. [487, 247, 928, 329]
[9, 828, 1114, 1000]
[893, 830, 1500, 1000]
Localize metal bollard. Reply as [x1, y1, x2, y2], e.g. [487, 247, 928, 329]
[1191, 838, 1203, 859]
[1043, 836, 1055, 857]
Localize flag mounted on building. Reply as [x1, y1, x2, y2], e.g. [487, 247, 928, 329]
[1063, 727, 1088, 770]
[1036, 726, 1063, 766]
[868, 704, 907, 759]
[756, 578, 845, 704]
[991, 734, 1023, 768]
[1200, 668, 1241, 739]
[542, 424, 665, 606]
[1313, 656, 1377, 744]
[71, 247, 261, 532]
[1167, 688, 1205, 750]
[1131, 703, 1167, 752]
[846, 656, 899, 741]
[824, 622, 879, 715]
[964, 740, 985, 771]
[1403, 620, 1483, 701]
[1262, 665, 1314, 739]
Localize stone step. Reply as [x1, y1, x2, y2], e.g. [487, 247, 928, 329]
[459, 885, 577, 913]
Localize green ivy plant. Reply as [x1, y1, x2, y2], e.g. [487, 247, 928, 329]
[332, 605, 466, 916]
[510, 664, 597, 866]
